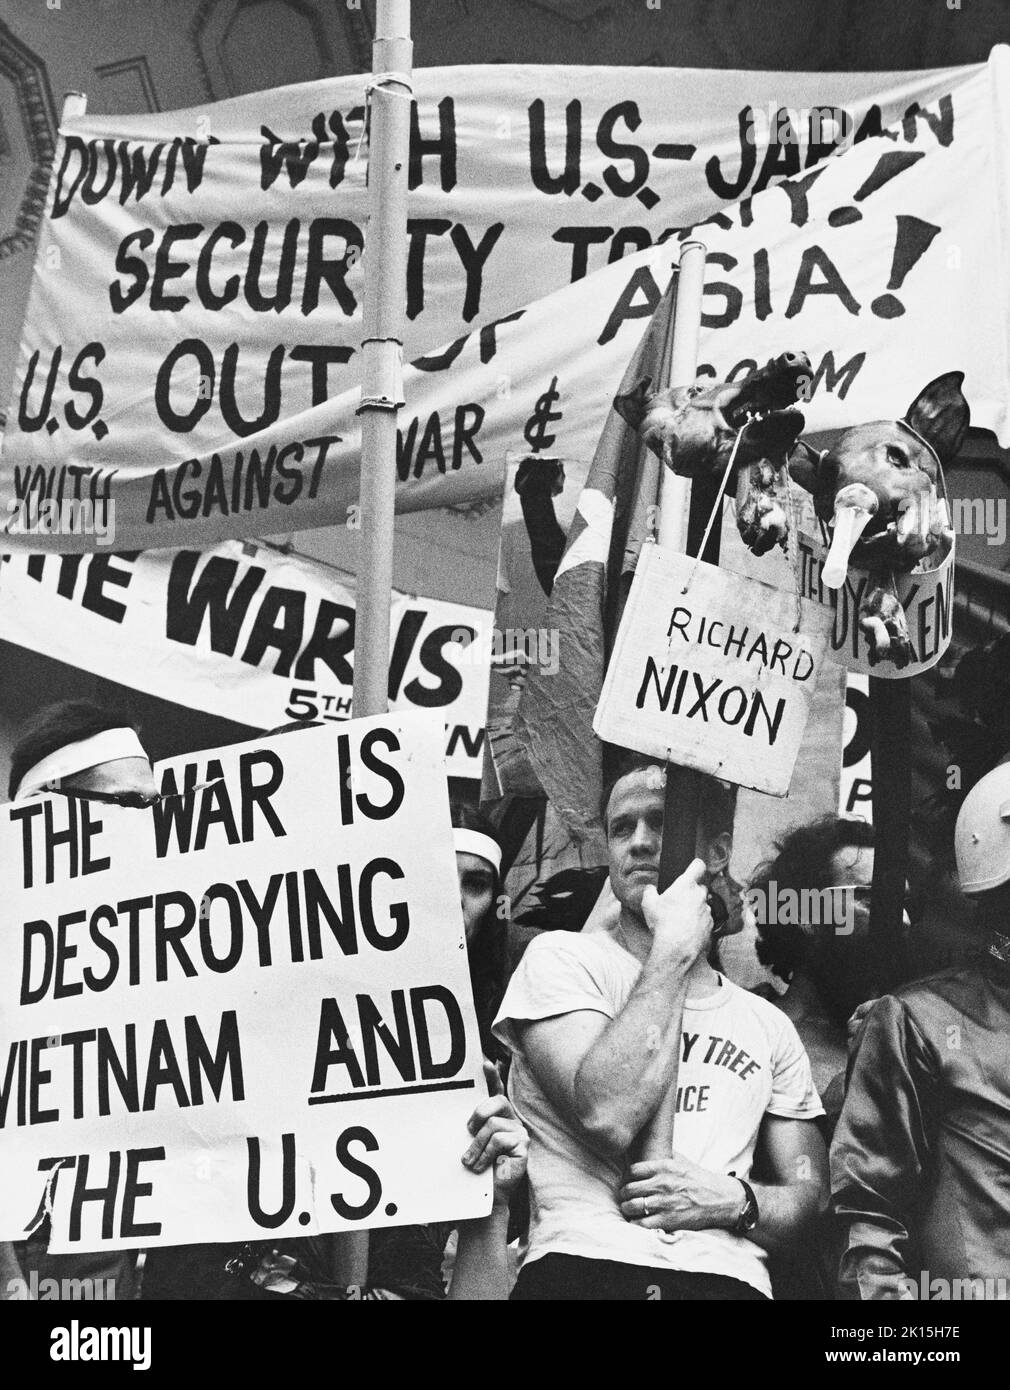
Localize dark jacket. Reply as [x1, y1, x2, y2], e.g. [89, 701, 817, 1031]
[830, 958, 1010, 1299]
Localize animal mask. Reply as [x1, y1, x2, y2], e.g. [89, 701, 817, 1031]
[788, 371, 970, 666]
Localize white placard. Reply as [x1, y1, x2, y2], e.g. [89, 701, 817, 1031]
[594, 547, 833, 796]
[0, 714, 491, 1251]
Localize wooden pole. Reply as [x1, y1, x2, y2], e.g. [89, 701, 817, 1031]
[868, 678, 912, 991]
[642, 241, 707, 1162]
[340, 0, 413, 1289]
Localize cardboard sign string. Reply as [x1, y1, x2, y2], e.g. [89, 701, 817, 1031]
[679, 422, 748, 595]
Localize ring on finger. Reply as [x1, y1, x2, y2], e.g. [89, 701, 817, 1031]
[642, 1197, 650, 1218]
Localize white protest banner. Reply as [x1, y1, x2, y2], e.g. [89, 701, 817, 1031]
[0, 714, 491, 1251]
[0, 541, 492, 778]
[594, 547, 833, 796]
[4, 59, 975, 414]
[2, 57, 1006, 551]
[793, 532, 954, 678]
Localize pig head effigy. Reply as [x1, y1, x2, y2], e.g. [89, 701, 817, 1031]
[613, 352, 812, 557]
[788, 372, 970, 668]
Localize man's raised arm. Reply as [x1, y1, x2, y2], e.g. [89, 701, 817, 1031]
[516, 859, 712, 1160]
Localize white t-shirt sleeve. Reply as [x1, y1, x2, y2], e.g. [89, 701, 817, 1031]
[492, 933, 616, 1058]
[767, 1012, 825, 1120]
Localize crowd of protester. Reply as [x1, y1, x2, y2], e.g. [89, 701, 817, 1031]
[2, 699, 1008, 1301]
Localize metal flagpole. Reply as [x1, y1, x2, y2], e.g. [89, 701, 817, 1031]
[642, 239, 708, 1162]
[656, 242, 706, 554]
[352, 0, 413, 716]
[337, 0, 413, 1288]
[61, 91, 88, 124]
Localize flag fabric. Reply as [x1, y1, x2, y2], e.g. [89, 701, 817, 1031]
[510, 281, 676, 859]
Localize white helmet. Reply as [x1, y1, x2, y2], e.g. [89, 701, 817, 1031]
[955, 762, 1010, 894]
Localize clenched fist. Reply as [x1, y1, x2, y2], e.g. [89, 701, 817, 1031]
[641, 858, 713, 966]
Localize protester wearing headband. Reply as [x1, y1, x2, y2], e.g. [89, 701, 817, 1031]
[3, 700, 157, 1304]
[453, 825, 503, 872]
[8, 699, 158, 806]
[452, 803, 509, 1066]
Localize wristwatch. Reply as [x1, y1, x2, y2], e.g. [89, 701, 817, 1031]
[732, 1178, 759, 1236]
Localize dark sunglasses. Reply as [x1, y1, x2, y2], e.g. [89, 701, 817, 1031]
[51, 777, 223, 810]
[827, 884, 917, 914]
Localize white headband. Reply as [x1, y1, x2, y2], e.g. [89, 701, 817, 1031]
[15, 727, 149, 802]
[453, 828, 502, 873]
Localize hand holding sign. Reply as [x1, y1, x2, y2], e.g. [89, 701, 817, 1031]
[461, 1061, 528, 1209]
[641, 858, 713, 967]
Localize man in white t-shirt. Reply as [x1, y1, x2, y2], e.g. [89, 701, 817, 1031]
[493, 758, 828, 1300]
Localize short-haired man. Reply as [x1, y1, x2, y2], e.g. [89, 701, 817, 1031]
[494, 758, 828, 1300]
[831, 761, 1010, 1299]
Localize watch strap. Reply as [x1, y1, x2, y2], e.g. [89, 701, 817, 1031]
[732, 1178, 759, 1235]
